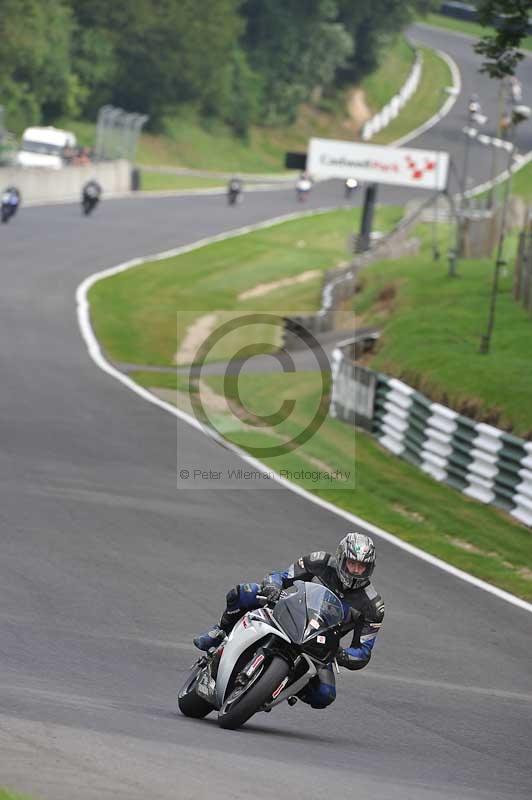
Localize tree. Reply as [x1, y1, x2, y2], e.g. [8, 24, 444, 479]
[241, 0, 353, 124]
[335, 0, 437, 84]
[474, 0, 529, 78]
[0, 0, 76, 130]
[72, 0, 243, 128]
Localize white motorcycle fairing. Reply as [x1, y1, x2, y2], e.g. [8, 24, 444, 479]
[215, 610, 291, 706]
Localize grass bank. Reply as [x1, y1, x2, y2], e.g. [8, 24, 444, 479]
[511, 159, 532, 202]
[88, 207, 401, 367]
[0, 790, 33, 800]
[418, 12, 532, 52]
[139, 172, 226, 192]
[371, 47, 453, 145]
[361, 37, 415, 113]
[354, 223, 532, 438]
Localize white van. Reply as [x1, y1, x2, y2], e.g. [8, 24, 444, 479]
[16, 126, 77, 169]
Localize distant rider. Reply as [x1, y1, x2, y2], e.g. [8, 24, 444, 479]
[1, 186, 20, 222]
[296, 171, 312, 201]
[81, 179, 102, 214]
[193, 532, 384, 709]
[344, 178, 358, 199]
[227, 175, 243, 205]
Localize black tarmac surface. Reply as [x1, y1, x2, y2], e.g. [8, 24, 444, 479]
[1, 26, 531, 800]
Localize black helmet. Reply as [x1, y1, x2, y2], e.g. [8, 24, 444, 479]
[335, 532, 376, 589]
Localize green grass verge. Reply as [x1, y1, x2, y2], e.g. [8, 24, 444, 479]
[354, 222, 532, 438]
[361, 37, 416, 114]
[419, 12, 532, 52]
[372, 47, 453, 145]
[132, 368, 532, 601]
[0, 789, 34, 800]
[511, 160, 532, 202]
[88, 207, 402, 366]
[139, 172, 225, 191]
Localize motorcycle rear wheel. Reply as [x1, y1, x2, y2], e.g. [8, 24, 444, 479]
[177, 663, 213, 719]
[218, 655, 289, 730]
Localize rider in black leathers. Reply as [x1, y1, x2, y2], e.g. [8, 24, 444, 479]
[1, 186, 21, 222]
[193, 532, 384, 709]
[81, 179, 102, 215]
[227, 176, 242, 205]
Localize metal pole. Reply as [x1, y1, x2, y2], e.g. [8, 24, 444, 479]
[479, 138, 515, 354]
[487, 79, 505, 209]
[356, 184, 378, 253]
[432, 191, 440, 261]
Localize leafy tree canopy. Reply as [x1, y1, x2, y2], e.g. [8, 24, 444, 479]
[1, 0, 439, 134]
[474, 0, 529, 78]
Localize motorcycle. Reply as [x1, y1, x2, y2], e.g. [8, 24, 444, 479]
[1, 187, 20, 223]
[344, 178, 359, 200]
[178, 580, 357, 730]
[227, 180, 242, 206]
[296, 175, 312, 202]
[82, 182, 101, 216]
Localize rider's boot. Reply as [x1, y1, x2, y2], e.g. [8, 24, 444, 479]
[193, 625, 225, 651]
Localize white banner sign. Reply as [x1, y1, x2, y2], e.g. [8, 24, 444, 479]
[307, 137, 449, 191]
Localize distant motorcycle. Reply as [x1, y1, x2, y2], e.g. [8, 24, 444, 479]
[227, 178, 243, 206]
[296, 173, 312, 202]
[178, 580, 358, 730]
[1, 186, 20, 223]
[344, 178, 358, 200]
[82, 180, 102, 216]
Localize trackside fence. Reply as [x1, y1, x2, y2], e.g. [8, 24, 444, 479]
[330, 339, 532, 528]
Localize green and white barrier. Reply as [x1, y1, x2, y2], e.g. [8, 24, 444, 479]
[330, 343, 532, 527]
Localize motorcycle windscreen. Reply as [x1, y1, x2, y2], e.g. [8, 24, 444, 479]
[302, 583, 344, 643]
[272, 581, 344, 645]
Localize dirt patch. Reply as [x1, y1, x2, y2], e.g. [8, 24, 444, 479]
[392, 503, 425, 523]
[450, 538, 484, 554]
[448, 538, 523, 573]
[377, 285, 396, 304]
[346, 88, 372, 131]
[238, 269, 320, 301]
[174, 313, 217, 365]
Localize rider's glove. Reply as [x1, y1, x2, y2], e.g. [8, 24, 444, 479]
[257, 583, 282, 604]
[335, 648, 351, 669]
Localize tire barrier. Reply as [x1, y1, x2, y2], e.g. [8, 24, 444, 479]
[330, 341, 532, 527]
[361, 50, 422, 142]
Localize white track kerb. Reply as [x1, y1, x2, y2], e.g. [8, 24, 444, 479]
[77, 208, 532, 616]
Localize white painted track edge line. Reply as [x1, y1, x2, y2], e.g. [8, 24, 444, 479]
[76, 216, 532, 615]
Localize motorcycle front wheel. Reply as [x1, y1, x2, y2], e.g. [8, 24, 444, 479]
[218, 655, 289, 730]
[177, 662, 213, 719]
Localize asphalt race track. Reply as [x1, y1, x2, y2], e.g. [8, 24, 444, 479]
[1, 26, 531, 800]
